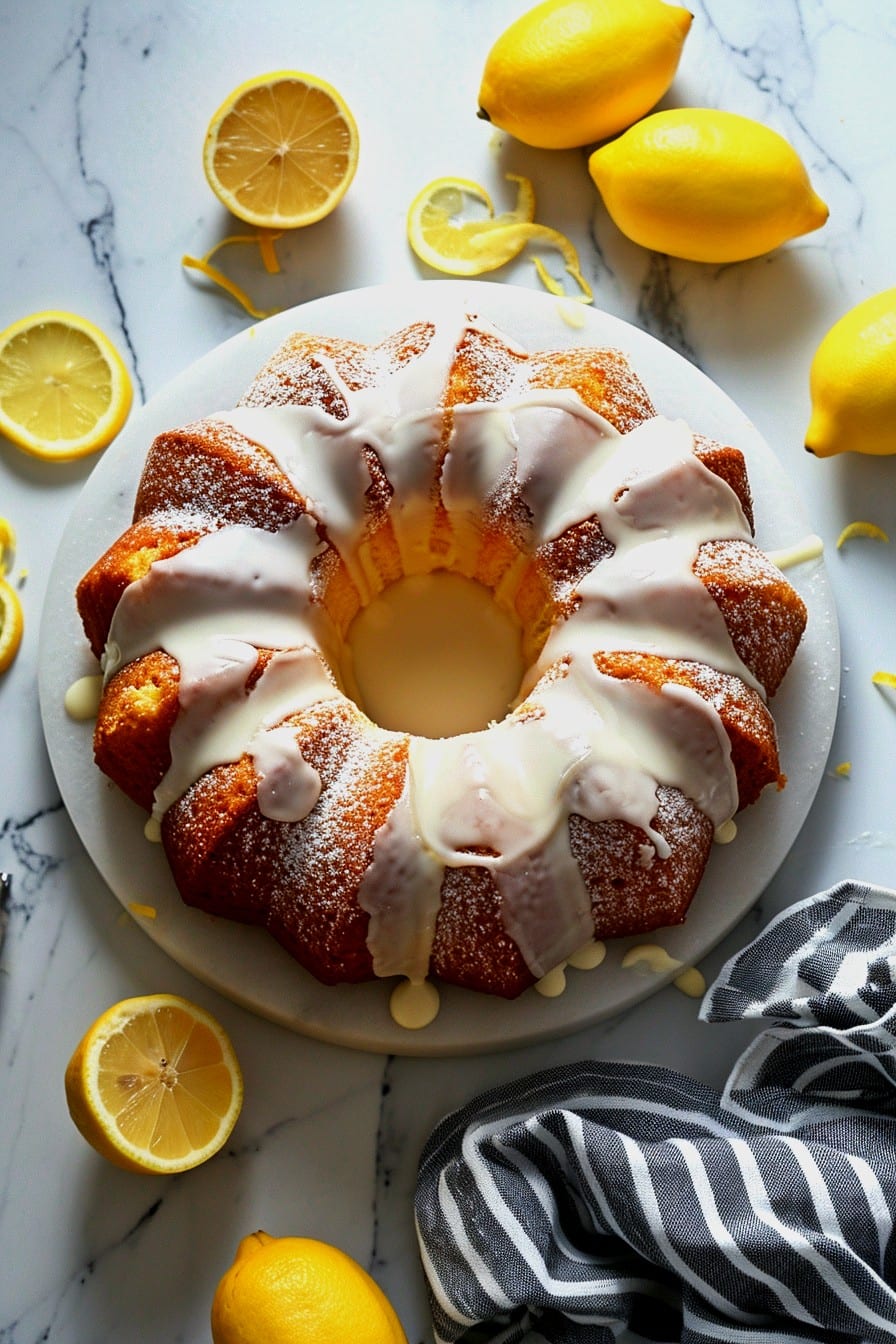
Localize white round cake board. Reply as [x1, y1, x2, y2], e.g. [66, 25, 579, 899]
[38, 280, 839, 1057]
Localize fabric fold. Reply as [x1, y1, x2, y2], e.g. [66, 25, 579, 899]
[414, 881, 896, 1343]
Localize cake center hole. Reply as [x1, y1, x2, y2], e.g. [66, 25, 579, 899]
[344, 571, 525, 738]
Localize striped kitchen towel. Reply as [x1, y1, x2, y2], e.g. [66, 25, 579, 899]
[415, 880, 896, 1343]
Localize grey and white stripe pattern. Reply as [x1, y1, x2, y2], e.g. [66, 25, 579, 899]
[415, 881, 896, 1343]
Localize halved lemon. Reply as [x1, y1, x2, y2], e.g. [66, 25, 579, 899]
[203, 71, 359, 229]
[0, 578, 23, 674]
[0, 311, 132, 461]
[64, 993, 243, 1174]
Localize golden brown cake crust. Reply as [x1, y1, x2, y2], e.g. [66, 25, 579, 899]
[75, 314, 808, 1002]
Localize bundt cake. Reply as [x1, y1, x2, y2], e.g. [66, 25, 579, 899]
[75, 310, 807, 1010]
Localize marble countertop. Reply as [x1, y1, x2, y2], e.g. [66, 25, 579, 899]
[2, 3, 895, 1341]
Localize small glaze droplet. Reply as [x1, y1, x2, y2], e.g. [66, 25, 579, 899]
[390, 978, 440, 1029]
[64, 674, 103, 721]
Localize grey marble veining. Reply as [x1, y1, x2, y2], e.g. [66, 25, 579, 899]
[2, 2, 896, 1341]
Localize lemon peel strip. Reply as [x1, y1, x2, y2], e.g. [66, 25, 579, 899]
[833, 761, 852, 778]
[469, 220, 593, 301]
[256, 231, 283, 275]
[0, 577, 24, 674]
[467, 220, 591, 302]
[182, 252, 279, 320]
[836, 520, 889, 549]
[199, 230, 285, 275]
[872, 670, 896, 690]
[0, 517, 15, 576]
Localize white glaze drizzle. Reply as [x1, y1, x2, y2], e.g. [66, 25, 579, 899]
[101, 308, 765, 994]
[765, 533, 824, 570]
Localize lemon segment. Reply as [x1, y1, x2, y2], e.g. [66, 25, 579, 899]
[805, 288, 896, 457]
[203, 71, 359, 229]
[0, 578, 24, 674]
[0, 311, 132, 460]
[588, 108, 828, 264]
[478, 0, 692, 149]
[211, 1232, 408, 1344]
[64, 993, 243, 1174]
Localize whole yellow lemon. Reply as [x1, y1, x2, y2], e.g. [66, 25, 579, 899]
[477, 0, 692, 150]
[588, 107, 828, 263]
[210, 1231, 408, 1344]
[805, 288, 896, 457]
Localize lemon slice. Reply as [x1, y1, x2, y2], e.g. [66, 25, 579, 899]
[0, 578, 23, 674]
[0, 311, 132, 461]
[407, 173, 591, 301]
[203, 71, 359, 229]
[835, 520, 889, 549]
[64, 993, 243, 1174]
[407, 174, 536, 274]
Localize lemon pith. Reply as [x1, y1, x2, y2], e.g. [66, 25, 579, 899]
[0, 311, 132, 460]
[478, 0, 692, 149]
[805, 288, 896, 457]
[588, 108, 828, 263]
[211, 1233, 409, 1344]
[64, 993, 243, 1174]
[203, 71, 359, 229]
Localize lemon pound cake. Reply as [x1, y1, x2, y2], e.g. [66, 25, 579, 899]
[75, 311, 807, 1009]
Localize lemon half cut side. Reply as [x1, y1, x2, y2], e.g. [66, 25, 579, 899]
[203, 70, 359, 229]
[64, 993, 243, 1174]
[0, 311, 132, 461]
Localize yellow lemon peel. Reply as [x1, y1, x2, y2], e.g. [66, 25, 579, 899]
[0, 517, 15, 575]
[833, 762, 852, 778]
[0, 577, 24, 674]
[128, 901, 158, 919]
[836, 521, 889, 549]
[182, 232, 284, 319]
[408, 174, 591, 299]
[872, 671, 896, 691]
